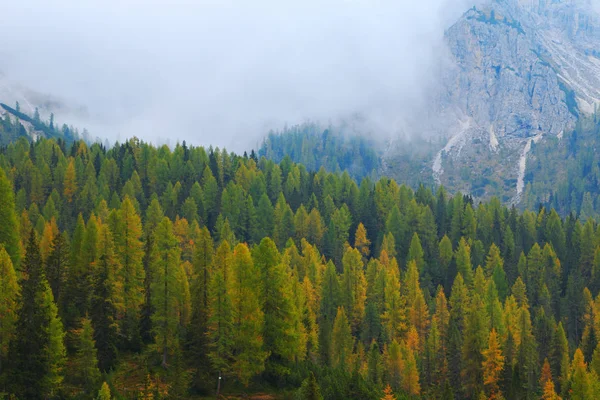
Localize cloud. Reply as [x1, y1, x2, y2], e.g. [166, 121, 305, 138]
[0, 0, 476, 151]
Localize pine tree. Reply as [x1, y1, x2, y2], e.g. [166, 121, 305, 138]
[112, 196, 145, 346]
[97, 381, 111, 400]
[439, 235, 453, 286]
[550, 322, 569, 394]
[296, 371, 324, 400]
[367, 341, 383, 385]
[541, 379, 561, 400]
[382, 259, 406, 342]
[43, 283, 67, 398]
[73, 317, 101, 397]
[407, 232, 425, 273]
[0, 168, 20, 267]
[90, 239, 119, 373]
[150, 217, 188, 368]
[230, 243, 267, 385]
[570, 348, 593, 400]
[45, 232, 69, 315]
[341, 246, 367, 334]
[482, 329, 504, 400]
[461, 291, 487, 398]
[355, 222, 371, 262]
[254, 237, 300, 378]
[319, 260, 341, 365]
[455, 238, 474, 286]
[0, 246, 19, 377]
[381, 384, 396, 400]
[401, 341, 421, 396]
[331, 307, 354, 373]
[64, 158, 77, 204]
[207, 241, 233, 378]
[188, 226, 213, 383]
[8, 232, 66, 398]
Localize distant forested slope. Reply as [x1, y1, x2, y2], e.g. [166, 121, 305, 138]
[523, 113, 600, 218]
[258, 122, 381, 181]
[0, 102, 81, 146]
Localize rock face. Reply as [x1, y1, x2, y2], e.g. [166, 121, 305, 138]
[390, 0, 600, 203]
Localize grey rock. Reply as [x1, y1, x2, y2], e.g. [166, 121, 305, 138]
[387, 0, 600, 203]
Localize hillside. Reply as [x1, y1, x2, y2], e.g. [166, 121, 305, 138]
[1, 136, 600, 398]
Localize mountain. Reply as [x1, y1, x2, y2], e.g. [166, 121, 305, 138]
[383, 0, 600, 204]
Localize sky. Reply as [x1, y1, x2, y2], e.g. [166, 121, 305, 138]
[0, 0, 475, 152]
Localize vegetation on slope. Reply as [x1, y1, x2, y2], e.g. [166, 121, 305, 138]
[0, 136, 600, 399]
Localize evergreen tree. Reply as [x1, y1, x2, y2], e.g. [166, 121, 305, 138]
[0, 246, 19, 378]
[73, 317, 101, 397]
[296, 371, 324, 400]
[150, 217, 189, 368]
[97, 381, 111, 400]
[341, 246, 367, 334]
[207, 241, 234, 379]
[331, 307, 354, 373]
[45, 232, 69, 315]
[253, 237, 300, 379]
[482, 329, 504, 400]
[112, 196, 145, 346]
[90, 239, 119, 373]
[455, 238, 474, 286]
[8, 232, 66, 399]
[188, 226, 213, 384]
[230, 243, 267, 385]
[0, 168, 20, 267]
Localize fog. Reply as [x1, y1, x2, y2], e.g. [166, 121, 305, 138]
[0, 0, 475, 152]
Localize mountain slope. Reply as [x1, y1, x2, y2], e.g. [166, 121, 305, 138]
[385, 0, 600, 204]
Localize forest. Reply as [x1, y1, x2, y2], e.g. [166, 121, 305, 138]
[0, 135, 599, 399]
[258, 123, 381, 182]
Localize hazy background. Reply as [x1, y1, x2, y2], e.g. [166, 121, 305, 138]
[0, 0, 475, 151]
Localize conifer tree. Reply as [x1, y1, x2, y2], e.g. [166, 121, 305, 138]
[8, 232, 66, 399]
[97, 381, 111, 400]
[90, 238, 119, 373]
[319, 260, 341, 365]
[64, 158, 77, 204]
[382, 259, 406, 342]
[113, 196, 145, 346]
[355, 222, 371, 262]
[0, 168, 20, 267]
[570, 348, 593, 400]
[368, 341, 383, 385]
[341, 246, 367, 334]
[401, 341, 421, 396]
[73, 317, 101, 397]
[254, 237, 300, 378]
[482, 329, 504, 400]
[207, 241, 234, 378]
[550, 322, 569, 394]
[455, 237, 474, 286]
[188, 226, 213, 380]
[461, 292, 487, 398]
[433, 286, 450, 357]
[407, 232, 425, 273]
[296, 371, 324, 400]
[439, 235, 453, 286]
[331, 306, 354, 373]
[45, 232, 69, 314]
[230, 243, 267, 385]
[150, 217, 188, 368]
[43, 283, 67, 398]
[381, 384, 396, 400]
[0, 246, 19, 377]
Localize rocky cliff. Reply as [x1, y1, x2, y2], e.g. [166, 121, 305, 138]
[386, 0, 600, 203]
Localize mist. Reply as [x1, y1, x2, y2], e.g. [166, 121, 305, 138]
[0, 0, 475, 152]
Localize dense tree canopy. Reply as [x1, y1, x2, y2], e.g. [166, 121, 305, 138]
[2, 135, 600, 398]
